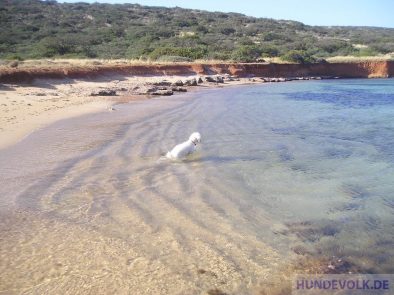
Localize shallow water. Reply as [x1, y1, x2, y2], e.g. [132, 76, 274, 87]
[1, 79, 393, 294]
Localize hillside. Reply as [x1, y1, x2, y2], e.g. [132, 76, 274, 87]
[1, 0, 394, 62]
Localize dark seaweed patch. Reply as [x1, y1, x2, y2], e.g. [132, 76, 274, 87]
[296, 255, 364, 274]
[290, 164, 309, 173]
[284, 88, 394, 108]
[285, 220, 340, 242]
[276, 144, 294, 162]
[325, 257, 357, 274]
[198, 268, 218, 278]
[324, 148, 352, 159]
[207, 288, 228, 295]
[383, 197, 394, 210]
[342, 202, 362, 211]
[332, 201, 363, 213]
[342, 184, 371, 199]
[364, 216, 380, 230]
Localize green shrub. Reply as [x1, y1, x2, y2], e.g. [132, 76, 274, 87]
[231, 45, 262, 62]
[220, 27, 236, 35]
[38, 37, 76, 57]
[281, 50, 316, 64]
[260, 44, 279, 57]
[6, 54, 24, 61]
[370, 42, 394, 54]
[157, 55, 192, 62]
[149, 47, 207, 60]
[355, 47, 379, 57]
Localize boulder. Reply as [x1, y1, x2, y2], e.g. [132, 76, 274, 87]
[204, 76, 216, 82]
[146, 86, 158, 93]
[33, 92, 47, 96]
[173, 80, 184, 86]
[197, 77, 204, 84]
[215, 76, 224, 83]
[130, 85, 157, 95]
[230, 75, 240, 81]
[204, 75, 224, 83]
[156, 86, 168, 90]
[184, 78, 197, 86]
[151, 90, 173, 96]
[172, 87, 187, 92]
[152, 81, 172, 86]
[90, 89, 116, 96]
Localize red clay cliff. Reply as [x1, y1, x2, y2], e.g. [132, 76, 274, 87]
[0, 61, 393, 83]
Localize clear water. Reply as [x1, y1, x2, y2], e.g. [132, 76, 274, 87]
[0, 79, 393, 294]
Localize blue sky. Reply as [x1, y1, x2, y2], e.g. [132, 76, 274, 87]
[60, 0, 394, 28]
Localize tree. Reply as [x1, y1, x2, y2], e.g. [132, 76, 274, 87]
[231, 45, 262, 62]
[281, 50, 316, 64]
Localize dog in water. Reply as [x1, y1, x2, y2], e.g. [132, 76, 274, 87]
[166, 132, 201, 159]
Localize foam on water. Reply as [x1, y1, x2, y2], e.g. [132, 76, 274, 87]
[0, 79, 393, 294]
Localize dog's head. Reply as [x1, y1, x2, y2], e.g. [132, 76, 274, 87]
[189, 132, 201, 145]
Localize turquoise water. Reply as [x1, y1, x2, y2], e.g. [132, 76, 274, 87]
[0, 79, 393, 294]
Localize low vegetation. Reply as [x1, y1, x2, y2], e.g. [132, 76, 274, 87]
[1, 0, 394, 63]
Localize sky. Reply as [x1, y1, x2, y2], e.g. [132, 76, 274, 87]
[60, 0, 394, 28]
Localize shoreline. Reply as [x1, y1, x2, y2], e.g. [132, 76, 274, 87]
[0, 74, 262, 150]
[1, 58, 393, 150]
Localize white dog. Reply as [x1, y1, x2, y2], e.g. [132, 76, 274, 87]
[166, 132, 201, 159]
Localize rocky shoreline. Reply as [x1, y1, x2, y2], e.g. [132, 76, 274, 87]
[86, 74, 340, 98]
